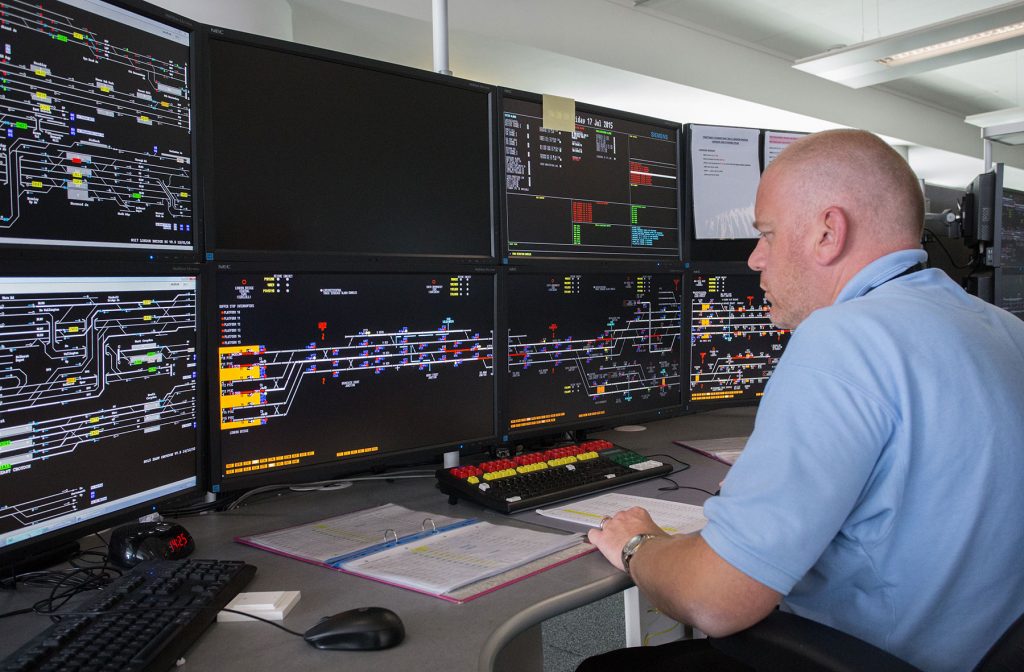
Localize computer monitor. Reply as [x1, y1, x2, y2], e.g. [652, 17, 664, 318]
[686, 124, 761, 261]
[0, 269, 201, 572]
[687, 265, 790, 408]
[505, 268, 682, 439]
[209, 265, 497, 491]
[996, 180, 1024, 268]
[0, 0, 196, 256]
[994, 268, 1024, 320]
[201, 29, 496, 261]
[501, 92, 681, 261]
[962, 168, 996, 248]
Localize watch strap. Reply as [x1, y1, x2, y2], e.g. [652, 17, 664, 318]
[622, 533, 657, 577]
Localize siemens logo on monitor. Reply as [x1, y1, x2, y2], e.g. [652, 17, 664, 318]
[651, 131, 670, 140]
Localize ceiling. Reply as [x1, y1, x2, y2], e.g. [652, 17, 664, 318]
[158, 0, 1024, 187]
[631, 0, 1024, 118]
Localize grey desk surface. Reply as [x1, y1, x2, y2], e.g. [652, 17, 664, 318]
[0, 408, 754, 672]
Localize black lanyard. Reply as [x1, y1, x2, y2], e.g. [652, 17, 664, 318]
[863, 263, 924, 296]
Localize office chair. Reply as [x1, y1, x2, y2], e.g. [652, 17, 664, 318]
[708, 608, 1024, 672]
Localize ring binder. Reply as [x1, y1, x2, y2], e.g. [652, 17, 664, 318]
[236, 502, 592, 603]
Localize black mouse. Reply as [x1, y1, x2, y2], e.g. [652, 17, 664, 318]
[303, 606, 405, 651]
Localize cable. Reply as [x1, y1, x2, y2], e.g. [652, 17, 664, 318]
[647, 453, 691, 471]
[218, 609, 305, 637]
[227, 471, 436, 511]
[923, 230, 976, 270]
[642, 453, 718, 495]
[656, 477, 716, 496]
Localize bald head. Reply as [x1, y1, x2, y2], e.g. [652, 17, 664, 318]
[762, 129, 924, 250]
[749, 129, 925, 328]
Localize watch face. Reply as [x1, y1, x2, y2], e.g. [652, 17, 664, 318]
[624, 535, 645, 553]
[622, 533, 653, 574]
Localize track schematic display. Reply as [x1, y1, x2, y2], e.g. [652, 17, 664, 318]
[1000, 189, 1024, 267]
[0, 276, 199, 550]
[507, 272, 681, 433]
[0, 0, 193, 251]
[216, 272, 495, 482]
[689, 272, 790, 405]
[503, 97, 679, 259]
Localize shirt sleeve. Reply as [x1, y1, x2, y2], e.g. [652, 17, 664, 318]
[700, 315, 900, 595]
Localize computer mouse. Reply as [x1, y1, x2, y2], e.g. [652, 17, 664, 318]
[303, 606, 405, 651]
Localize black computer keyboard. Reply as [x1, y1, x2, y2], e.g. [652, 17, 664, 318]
[2, 558, 256, 672]
[437, 440, 673, 513]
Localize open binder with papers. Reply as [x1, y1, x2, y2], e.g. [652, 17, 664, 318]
[236, 503, 592, 603]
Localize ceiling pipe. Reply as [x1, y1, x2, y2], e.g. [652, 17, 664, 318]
[432, 0, 452, 76]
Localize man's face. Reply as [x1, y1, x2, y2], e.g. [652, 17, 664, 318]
[747, 173, 819, 330]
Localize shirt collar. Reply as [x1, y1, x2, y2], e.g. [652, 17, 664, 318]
[835, 249, 928, 304]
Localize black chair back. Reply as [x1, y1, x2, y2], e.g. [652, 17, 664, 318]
[973, 610, 1024, 672]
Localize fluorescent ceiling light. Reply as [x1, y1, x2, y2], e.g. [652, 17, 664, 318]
[794, 2, 1024, 88]
[965, 108, 1024, 146]
[965, 106, 1024, 128]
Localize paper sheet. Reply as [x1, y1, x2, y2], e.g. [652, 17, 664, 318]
[690, 125, 760, 240]
[243, 503, 465, 564]
[342, 522, 581, 595]
[537, 493, 707, 535]
[763, 131, 806, 167]
[674, 436, 748, 466]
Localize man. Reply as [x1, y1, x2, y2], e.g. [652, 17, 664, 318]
[580, 129, 1024, 672]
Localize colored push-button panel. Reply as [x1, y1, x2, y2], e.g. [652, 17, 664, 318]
[445, 440, 614, 483]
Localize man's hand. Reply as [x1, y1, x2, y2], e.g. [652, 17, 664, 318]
[586, 506, 666, 571]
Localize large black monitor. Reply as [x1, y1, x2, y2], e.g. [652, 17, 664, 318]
[0, 0, 196, 256]
[501, 92, 681, 262]
[996, 181, 1024, 319]
[504, 268, 682, 439]
[687, 265, 789, 408]
[209, 264, 497, 491]
[686, 124, 761, 262]
[996, 180, 1024, 267]
[995, 268, 1024, 319]
[201, 29, 496, 261]
[0, 269, 201, 572]
[962, 168, 996, 248]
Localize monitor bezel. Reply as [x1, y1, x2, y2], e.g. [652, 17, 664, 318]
[0, 259, 205, 573]
[0, 0, 200, 263]
[196, 26, 500, 265]
[500, 262, 685, 443]
[497, 88, 683, 266]
[204, 258, 500, 493]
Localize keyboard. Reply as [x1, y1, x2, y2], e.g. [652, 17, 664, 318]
[437, 440, 673, 513]
[2, 558, 256, 672]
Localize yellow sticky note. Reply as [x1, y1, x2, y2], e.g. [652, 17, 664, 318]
[542, 94, 575, 132]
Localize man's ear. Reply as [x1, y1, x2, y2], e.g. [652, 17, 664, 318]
[814, 206, 848, 265]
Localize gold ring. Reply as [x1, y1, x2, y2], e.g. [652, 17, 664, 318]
[599, 515, 612, 530]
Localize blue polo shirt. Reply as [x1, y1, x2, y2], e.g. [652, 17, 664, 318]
[702, 249, 1024, 672]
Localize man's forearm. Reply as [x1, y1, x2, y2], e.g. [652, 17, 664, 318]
[588, 507, 781, 637]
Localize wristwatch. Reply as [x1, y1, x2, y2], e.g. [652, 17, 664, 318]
[621, 533, 657, 577]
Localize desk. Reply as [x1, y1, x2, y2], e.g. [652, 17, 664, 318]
[0, 408, 753, 672]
